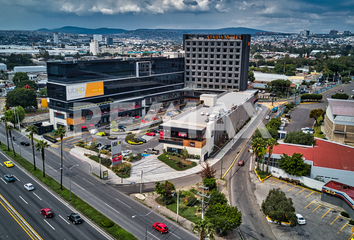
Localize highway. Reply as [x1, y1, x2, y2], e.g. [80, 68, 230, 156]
[0, 126, 197, 240]
[0, 150, 110, 240]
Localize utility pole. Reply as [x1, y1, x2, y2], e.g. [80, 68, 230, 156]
[140, 170, 143, 193]
[197, 186, 210, 219]
[220, 157, 223, 179]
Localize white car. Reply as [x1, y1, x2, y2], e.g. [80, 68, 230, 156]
[265, 115, 270, 120]
[24, 183, 34, 191]
[301, 127, 314, 134]
[122, 150, 132, 157]
[295, 213, 306, 225]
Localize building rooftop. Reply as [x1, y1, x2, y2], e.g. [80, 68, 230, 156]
[328, 98, 354, 117]
[324, 181, 354, 202]
[271, 139, 354, 172]
[254, 72, 288, 83]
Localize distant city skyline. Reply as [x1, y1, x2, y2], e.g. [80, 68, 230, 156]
[1, 0, 353, 33]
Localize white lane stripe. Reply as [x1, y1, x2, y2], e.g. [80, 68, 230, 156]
[82, 178, 95, 186]
[115, 198, 131, 209]
[48, 165, 58, 172]
[59, 215, 70, 225]
[13, 175, 20, 181]
[104, 203, 120, 214]
[147, 231, 160, 239]
[0, 163, 2, 166]
[19, 196, 28, 204]
[170, 232, 181, 239]
[44, 219, 55, 230]
[0, 178, 7, 184]
[33, 192, 42, 201]
[73, 182, 85, 191]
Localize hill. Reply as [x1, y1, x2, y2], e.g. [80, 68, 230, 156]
[37, 26, 127, 34]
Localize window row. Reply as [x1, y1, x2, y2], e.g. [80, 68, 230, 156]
[185, 41, 241, 47]
[186, 53, 240, 59]
[186, 78, 239, 84]
[186, 71, 239, 78]
[195, 84, 239, 90]
[185, 47, 241, 53]
[186, 59, 240, 65]
[186, 65, 240, 71]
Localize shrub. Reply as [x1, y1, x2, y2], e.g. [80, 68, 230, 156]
[203, 177, 217, 191]
[100, 149, 109, 155]
[184, 194, 197, 206]
[341, 212, 350, 218]
[101, 219, 114, 228]
[349, 219, 354, 225]
[76, 140, 85, 147]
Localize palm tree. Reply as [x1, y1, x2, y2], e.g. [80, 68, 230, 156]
[54, 126, 66, 190]
[26, 125, 38, 170]
[1, 116, 10, 151]
[266, 138, 279, 172]
[6, 125, 16, 157]
[192, 219, 215, 240]
[35, 140, 48, 177]
[252, 137, 267, 170]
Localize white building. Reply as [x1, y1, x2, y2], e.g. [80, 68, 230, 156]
[93, 34, 103, 42]
[0, 63, 7, 71]
[90, 40, 99, 56]
[14, 66, 46, 73]
[53, 32, 59, 44]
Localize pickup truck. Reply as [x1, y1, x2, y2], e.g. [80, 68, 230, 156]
[144, 148, 160, 155]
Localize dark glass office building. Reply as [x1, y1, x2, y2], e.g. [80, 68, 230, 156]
[47, 58, 185, 131]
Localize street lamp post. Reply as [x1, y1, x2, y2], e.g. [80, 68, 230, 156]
[132, 205, 160, 240]
[60, 164, 79, 200]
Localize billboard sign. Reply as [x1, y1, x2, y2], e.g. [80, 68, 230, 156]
[103, 170, 108, 180]
[66, 82, 104, 100]
[111, 140, 122, 166]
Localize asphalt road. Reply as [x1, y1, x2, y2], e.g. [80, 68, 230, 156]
[0, 126, 197, 240]
[0, 151, 108, 240]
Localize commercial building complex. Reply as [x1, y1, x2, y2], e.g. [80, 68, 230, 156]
[183, 34, 251, 91]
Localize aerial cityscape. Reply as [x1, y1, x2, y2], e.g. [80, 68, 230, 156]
[0, 1, 354, 240]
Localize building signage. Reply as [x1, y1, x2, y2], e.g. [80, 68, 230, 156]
[190, 142, 195, 147]
[66, 82, 104, 100]
[103, 170, 108, 180]
[111, 140, 122, 166]
[206, 35, 242, 40]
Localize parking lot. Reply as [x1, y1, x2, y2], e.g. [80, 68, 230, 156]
[264, 177, 354, 240]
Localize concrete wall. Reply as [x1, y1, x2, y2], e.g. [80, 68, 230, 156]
[311, 166, 354, 187]
[269, 166, 325, 191]
[321, 193, 354, 219]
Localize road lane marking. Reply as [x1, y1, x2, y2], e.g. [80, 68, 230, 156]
[279, 183, 287, 188]
[304, 200, 315, 209]
[337, 224, 347, 234]
[147, 231, 160, 239]
[73, 182, 85, 191]
[1, 178, 7, 184]
[321, 209, 332, 218]
[271, 180, 280, 186]
[33, 192, 42, 201]
[48, 165, 58, 172]
[296, 188, 305, 195]
[19, 196, 28, 205]
[0, 194, 42, 240]
[82, 178, 95, 186]
[59, 215, 70, 225]
[13, 175, 20, 181]
[305, 191, 314, 198]
[330, 216, 340, 225]
[287, 186, 296, 192]
[170, 232, 181, 239]
[104, 203, 120, 214]
[348, 233, 354, 240]
[0, 163, 2, 166]
[116, 198, 131, 209]
[43, 219, 55, 230]
[312, 205, 321, 212]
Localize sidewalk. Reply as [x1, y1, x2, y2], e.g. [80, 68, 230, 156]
[69, 106, 264, 184]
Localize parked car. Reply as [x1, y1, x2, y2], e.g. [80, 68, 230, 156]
[301, 127, 314, 134]
[152, 222, 168, 234]
[40, 208, 53, 218]
[295, 213, 306, 225]
[105, 126, 110, 130]
[144, 148, 160, 155]
[338, 89, 344, 92]
[96, 132, 106, 136]
[118, 125, 126, 129]
[4, 161, 13, 168]
[4, 174, 15, 182]
[238, 160, 245, 166]
[265, 115, 270, 120]
[135, 137, 147, 143]
[20, 141, 30, 146]
[67, 213, 83, 224]
[285, 114, 291, 119]
[101, 145, 111, 152]
[122, 150, 132, 157]
[24, 183, 34, 191]
[145, 132, 156, 136]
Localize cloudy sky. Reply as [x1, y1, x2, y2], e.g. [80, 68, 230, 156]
[1, 0, 353, 33]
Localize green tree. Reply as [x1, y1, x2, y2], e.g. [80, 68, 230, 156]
[155, 180, 176, 199]
[181, 147, 189, 160]
[208, 189, 227, 206]
[252, 137, 267, 170]
[261, 188, 297, 226]
[266, 138, 279, 172]
[15, 80, 39, 90]
[6, 88, 37, 109]
[284, 131, 316, 146]
[278, 153, 311, 176]
[12, 72, 29, 85]
[254, 54, 264, 59]
[309, 108, 326, 126]
[39, 88, 47, 96]
[203, 177, 216, 191]
[54, 126, 66, 190]
[248, 70, 255, 82]
[35, 140, 48, 177]
[5, 107, 25, 128]
[6, 125, 16, 157]
[331, 93, 349, 99]
[110, 120, 117, 129]
[206, 203, 242, 235]
[192, 219, 215, 240]
[1, 116, 10, 151]
[26, 125, 38, 170]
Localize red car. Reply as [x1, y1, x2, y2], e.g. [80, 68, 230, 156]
[238, 160, 244, 166]
[40, 208, 53, 218]
[146, 132, 156, 136]
[142, 119, 148, 123]
[152, 222, 168, 233]
[134, 116, 139, 119]
[152, 117, 159, 120]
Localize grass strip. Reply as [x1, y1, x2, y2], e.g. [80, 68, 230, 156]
[157, 154, 197, 171]
[0, 143, 136, 240]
